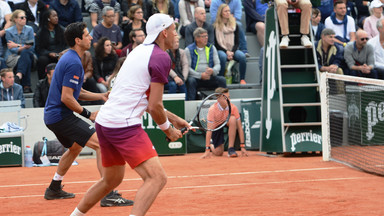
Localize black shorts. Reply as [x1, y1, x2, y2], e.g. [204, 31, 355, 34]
[212, 127, 225, 148]
[46, 114, 96, 148]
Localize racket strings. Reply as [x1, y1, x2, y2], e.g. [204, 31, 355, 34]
[198, 96, 230, 131]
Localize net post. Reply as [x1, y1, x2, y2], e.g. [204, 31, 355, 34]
[320, 72, 330, 161]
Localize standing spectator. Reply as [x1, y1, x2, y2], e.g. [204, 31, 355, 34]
[36, 9, 67, 80]
[275, 0, 312, 48]
[178, 0, 204, 37]
[122, 5, 146, 47]
[367, 19, 384, 79]
[14, 0, 47, 32]
[121, 0, 147, 23]
[92, 6, 123, 50]
[344, 29, 377, 78]
[243, 0, 268, 46]
[145, 0, 175, 20]
[165, 36, 188, 94]
[214, 4, 247, 84]
[325, 0, 356, 46]
[311, 8, 325, 43]
[185, 27, 226, 100]
[121, 28, 146, 56]
[184, 7, 214, 47]
[49, 0, 83, 27]
[5, 10, 35, 93]
[33, 63, 55, 107]
[0, 68, 25, 108]
[363, 0, 383, 39]
[93, 37, 119, 92]
[89, 0, 121, 28]
[210, 0, 250, 56]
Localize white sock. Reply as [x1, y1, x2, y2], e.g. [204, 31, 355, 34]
[53, 172, 64, 181]
[70, 207, 85, 216]
[129, 215, 136, 216]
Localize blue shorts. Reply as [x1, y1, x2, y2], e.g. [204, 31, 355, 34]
[212, 127, 225, 148]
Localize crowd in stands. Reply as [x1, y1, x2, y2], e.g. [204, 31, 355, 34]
[2, 0, 384, 107]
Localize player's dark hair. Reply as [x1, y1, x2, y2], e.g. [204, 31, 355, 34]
[215, 87, 229, 94]
[64, 22, 87, 47]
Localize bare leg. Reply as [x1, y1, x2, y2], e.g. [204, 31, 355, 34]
[255, 22, 265, 47]
[56, 143, 83, 176]
[227, 115, 237, 148]
[211, 144, 224, 156]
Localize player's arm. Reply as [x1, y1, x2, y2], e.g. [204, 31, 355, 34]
[147, 82, 182, 141]
[61, 86, 97, 121]
[201, 130, 212, 159]
[236, 118, 248, 156]
[165, 110, 190, 131]
[78, 88, 108, 101]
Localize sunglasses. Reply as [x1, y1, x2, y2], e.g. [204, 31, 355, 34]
[360, 37, 369, 41]
[18, 16, 26, 19]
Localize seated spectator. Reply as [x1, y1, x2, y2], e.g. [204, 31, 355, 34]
[325, 0, 356, 46]
[81, 50, 101, 95]
[343, 0, 357, 20]
[92, 6, 123, 50]
[121, 28, 146, 57]
[122, 5, 146, 47]
[367, 19, 384, 79]
[311, 8, 325, 43]
[108, 56, 126, 90]
[36, 9, 67, 80]
[93, 37, 119, 92]
[201, 87, 248, 158]
[178, 0, 204, 37]
[0, 0, 12, 40]
[5, 10, 36, 93]
[0, 68, 25, 108]
[275, 0, 312, 48]
[214, 4, 247, 84]
[145, 0, 175, 20]
[315, 28, 344, 75]
[184, 6, 214, 47]
[14, 0, 47, 32]
[89, 0, 121, 28]
[165, 36, 188, 94]
[185, 27, 226, 100]
[355, 0, 371, 21]
[49, 0, 83, 27]
[363, 0, 383, 39]
[243, 0, 267, 46]
[344, 29, 377, 78]
[33, 63, 55, 107]
[121, 0, 148, 23]
[210, 0, 249, 55]
[7, 0, 26, 11]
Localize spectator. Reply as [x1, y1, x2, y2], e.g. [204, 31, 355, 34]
[145, 0, 175, 20]
[89, 0, 121, 28]
[243, 0, 268, 46]
[5, 10, 35, 93]
[343, 0, 357, 20]
[36, 9, 67, 80]
[204, 0, 211, 8]
[122, 5, 146, 47]
[121, 0, 147, 23]
[0, 0, 12, 39]
[171, 0, 181, 20]
[80, 50, 101, 96]
[108, 56, 126, 90]
[178, 0, 204, 37]
[214, 4, 247, 84]
[92, 6, 123, 50]
[33, 63, 55, 107]
[14, 0, 47, 32]
[184, 7, 214, 47]
[49, 0, 83, 27]
[276, 0, 312, 48]
[367, 19, 384, 79]
[121, 28, 146, 56]
[200, 87, 248, 158]
[0, 68, 25, 108]
[185, 27, 226, 100]
[7, 0, 26, 11]
[93, 37, 119, 92]
[315, 0, 333, 23]
[355, 0, 371, 20]
[315, 28, 344, 75]
[344, 29, 377, 78]
[311, 8, 325, 43]
[210, 0, 249, 56]
[165, 36, 188, 94]
[363, 0, 383, 39]
[325, 0, 356, 46]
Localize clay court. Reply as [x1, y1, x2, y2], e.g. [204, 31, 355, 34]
[1, 151, 383, 216]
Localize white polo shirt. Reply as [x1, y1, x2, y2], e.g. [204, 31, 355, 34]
[324, 15, 356, 41]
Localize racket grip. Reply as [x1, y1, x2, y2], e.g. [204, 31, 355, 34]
[180, 127, 188, 133]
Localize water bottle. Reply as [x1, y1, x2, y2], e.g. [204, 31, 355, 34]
[24, 146, 33, 167]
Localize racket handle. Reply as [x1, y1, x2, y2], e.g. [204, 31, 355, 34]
[165, 127, 189, 142]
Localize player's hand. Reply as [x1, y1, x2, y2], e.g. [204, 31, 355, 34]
[200, 150, 211, 159]
[100, 91, 109, 101]
[89, 111, 98, 121]
[164, 127, 183, 141]
[241, 148, 248, 157]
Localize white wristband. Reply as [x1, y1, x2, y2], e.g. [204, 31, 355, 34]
[158, 119, 170, 130]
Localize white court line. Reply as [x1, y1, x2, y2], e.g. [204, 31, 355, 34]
[0, 176, 370, 199]
[0, 167, 345, 189]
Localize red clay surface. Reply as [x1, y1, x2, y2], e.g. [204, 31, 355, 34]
[1, 152, 383, 216]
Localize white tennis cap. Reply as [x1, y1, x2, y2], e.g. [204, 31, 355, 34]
[370, 0, 383, 9]
[143, 14, 174, 45]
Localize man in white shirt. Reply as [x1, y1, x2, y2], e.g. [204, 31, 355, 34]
[367, 19, 384, 79]
[325, 0, 356, 46]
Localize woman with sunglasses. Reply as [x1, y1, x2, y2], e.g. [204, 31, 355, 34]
[5, 9, 36, 93]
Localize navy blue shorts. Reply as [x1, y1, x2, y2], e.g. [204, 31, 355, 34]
[211, 127, 225, 148]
